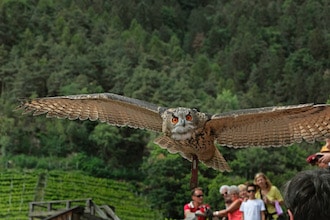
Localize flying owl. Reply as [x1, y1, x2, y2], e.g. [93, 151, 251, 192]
[18, 93, 330, 172]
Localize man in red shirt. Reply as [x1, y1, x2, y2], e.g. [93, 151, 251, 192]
[184, 187, 211, 220]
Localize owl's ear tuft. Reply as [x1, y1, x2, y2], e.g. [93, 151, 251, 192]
[158, 107, 168, 114]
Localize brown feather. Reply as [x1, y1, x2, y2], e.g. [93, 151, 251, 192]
[17, 93, 330, 172]
[19, 93, 163, 132]
[207, 104, 330, 148]
[154, 136, 231, 172]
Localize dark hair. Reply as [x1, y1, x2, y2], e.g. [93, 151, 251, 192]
[246, 183, 256, 190]
[191, 187, 203, 196]
[283, 168, 330, 220]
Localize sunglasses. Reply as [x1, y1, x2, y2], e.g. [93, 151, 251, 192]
[221, 192, 228, 196]
[195, 194, 204, 198]
[247, 190, 256, 193]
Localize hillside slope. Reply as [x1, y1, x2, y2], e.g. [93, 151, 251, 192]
[0, 169, 162, 219]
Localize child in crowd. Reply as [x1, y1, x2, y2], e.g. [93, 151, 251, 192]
[240, 183, 265, 220]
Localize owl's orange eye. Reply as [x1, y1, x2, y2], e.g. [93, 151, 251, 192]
[186, 114, 192, 121]
[172, 117, 179, 124]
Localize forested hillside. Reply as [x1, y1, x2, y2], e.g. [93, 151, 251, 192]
[0, 0, 329, 219]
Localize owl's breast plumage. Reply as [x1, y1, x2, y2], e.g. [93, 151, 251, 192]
[169, 127, 216, 161]
[188, 130, 216, 160]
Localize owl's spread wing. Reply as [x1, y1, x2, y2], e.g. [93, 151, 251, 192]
[18, 93, 164, 132]
[207, 104, 330, 148]
[154, 136, 231, 171]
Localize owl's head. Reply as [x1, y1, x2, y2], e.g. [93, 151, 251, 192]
[161, 107, 209, 141]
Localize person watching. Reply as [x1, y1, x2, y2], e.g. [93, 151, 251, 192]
[240, 183, 265, 220]
[184, 187, 211, 220]
[254, 172, 284, 220]
[306, 139, 330, 168]
[219, 185, 232, 208]
[213, 185, 242, 220]
[238, 183, 248, 202]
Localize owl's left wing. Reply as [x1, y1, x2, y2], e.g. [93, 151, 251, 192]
[18, 93, 164, 132]
[206, 104, 330, 148]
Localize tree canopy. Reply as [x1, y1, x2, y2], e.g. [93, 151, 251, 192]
[1, 0, 329, 218]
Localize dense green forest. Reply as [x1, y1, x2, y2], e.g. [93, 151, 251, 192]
[0, 0, 329, 219]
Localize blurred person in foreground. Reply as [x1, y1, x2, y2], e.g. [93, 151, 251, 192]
[283, 168, 330, 220]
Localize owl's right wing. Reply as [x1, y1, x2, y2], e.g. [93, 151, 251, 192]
[17, 93, 165, 132]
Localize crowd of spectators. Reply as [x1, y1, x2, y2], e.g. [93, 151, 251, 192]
[184, 139, 330, 220]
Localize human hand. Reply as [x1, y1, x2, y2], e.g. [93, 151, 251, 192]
[205, 208, 213, 218]
[318, 153, 330, 164]
[218, 210, 228, 217]
[262, 196, 269, 204]
[195, 210, 206, 217]
[263, 197, 274, 205]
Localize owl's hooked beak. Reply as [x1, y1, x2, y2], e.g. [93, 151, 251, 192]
[178, 118, 186, 127]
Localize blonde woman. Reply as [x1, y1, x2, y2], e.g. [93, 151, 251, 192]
[254, 173, 284, 220]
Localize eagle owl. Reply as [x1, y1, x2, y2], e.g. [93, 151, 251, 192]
[18, 93, 330, 171]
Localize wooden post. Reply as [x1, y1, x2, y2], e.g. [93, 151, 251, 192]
[66, 200, 71, 209]
[190, 155, 199, 189]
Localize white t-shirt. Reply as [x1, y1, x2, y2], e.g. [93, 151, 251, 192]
[240, 199, 265, 220]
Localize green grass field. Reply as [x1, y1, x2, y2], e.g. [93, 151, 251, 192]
[0, 169, 162, 219]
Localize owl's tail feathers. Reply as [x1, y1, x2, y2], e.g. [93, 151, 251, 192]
[154, 136, 200, 163]
[154, 136, 182, 154]
[201, 149, 232, 172]
[154, 136, 232, 172]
